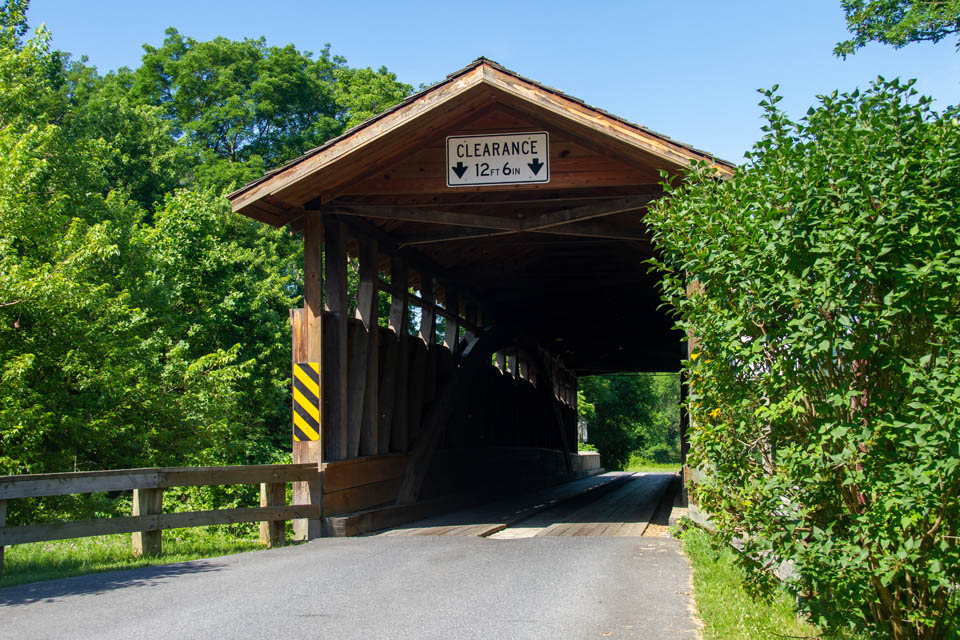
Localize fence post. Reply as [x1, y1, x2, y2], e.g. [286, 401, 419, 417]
[132, 488, 163, 557]
[0, 498, 6, 574]
[260, 482, 286, 547]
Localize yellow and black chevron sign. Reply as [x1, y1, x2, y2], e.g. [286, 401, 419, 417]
[292, 362, 320, 442]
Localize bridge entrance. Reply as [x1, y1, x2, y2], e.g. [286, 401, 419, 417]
[227, 58, 732, 537]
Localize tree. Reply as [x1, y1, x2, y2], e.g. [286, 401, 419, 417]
[129, 29, 412, 192]
[835, 0, 960, 57]
[647, 79, 960, 638]
[579, 374, 657, 470]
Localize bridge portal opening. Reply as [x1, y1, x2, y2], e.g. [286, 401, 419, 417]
[228, 58, 731, 536]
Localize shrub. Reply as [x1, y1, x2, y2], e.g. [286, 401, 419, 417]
[647, 78, 960, 639]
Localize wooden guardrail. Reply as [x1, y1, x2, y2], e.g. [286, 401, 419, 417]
[0, 463, 321, 573]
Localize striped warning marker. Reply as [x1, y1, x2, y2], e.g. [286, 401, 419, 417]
[293, 362, 320, 442]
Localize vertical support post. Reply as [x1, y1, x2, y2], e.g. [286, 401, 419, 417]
[259, 482, 286, 547]
[0, 498, 6, 574]
[383, 257, 410, 453]
[419, 275, 435, 347]
[419, 275, 437, 426]
[496, 351, 506, 373]
[348, 237, 379, 457]
[324, 218, 348, 461]
[443, 288, 459, 353]
[293, 214, 324, 541]
[132, 488, 163, 557]
[509, 349, 519, 377]
[461, 301, 477, 351]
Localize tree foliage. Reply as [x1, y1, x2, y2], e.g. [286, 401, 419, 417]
[647, 79, 960, 638]
[578, 374, 680, 470]
[0, 3, 412, 524]
[835, 0, 960, 57]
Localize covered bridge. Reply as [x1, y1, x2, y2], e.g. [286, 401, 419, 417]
[227, 58, 733, 537]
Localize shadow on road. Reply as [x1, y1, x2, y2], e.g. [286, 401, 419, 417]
[0, 558, 225, 606]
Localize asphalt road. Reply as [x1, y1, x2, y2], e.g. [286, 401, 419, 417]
[1, 535, 698, 640]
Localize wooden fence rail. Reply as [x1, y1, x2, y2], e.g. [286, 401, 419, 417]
[0, 463, 321, 573]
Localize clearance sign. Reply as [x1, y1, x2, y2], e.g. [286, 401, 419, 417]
[446, 132, 550, 187]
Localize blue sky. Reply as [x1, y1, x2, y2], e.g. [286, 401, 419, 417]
[28, 0, 960, 164]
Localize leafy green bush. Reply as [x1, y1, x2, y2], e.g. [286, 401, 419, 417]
[648, 79, 960, 639]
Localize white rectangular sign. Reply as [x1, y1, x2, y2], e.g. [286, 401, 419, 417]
[446, 132, 550, 187]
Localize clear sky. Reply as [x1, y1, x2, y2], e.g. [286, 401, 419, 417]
[27, 0, 960, 164]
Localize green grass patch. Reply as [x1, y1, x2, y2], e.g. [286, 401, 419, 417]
[678, 524, 825, 640]
[1, 526, 267, 589]
[625, 454, 680, 473]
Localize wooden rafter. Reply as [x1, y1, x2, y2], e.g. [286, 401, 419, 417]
[395, 222, 650, 247]
[320, 196, 653, 240]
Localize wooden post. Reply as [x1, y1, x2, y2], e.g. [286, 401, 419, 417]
[419, 275, 435, 348]
[382, 257, 409, 453]
[259, 482, 286, 547]
[348, 237, 379, 457]
[132, 488, 163, 557]
[420, 276, 437, 438]
[461, 301, 477, 351]
[0, 498, 6, 574]
[443, 288, 459, 353]
[496, 351, 506, 373]
[292, 213, 324, 540]
[324, 218, 349, 461]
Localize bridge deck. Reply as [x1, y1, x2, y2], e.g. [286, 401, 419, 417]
[377, 472, 676, 538]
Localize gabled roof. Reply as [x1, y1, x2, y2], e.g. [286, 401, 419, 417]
[227, 57, 734, 227]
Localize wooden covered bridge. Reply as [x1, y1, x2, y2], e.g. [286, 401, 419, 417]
[227, 58, 733, 538]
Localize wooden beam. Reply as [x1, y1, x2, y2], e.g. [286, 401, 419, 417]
[396, 222, 649, 247]
[384, 258, 410, 453]
[325, 195, 653, 235]
[348, 237, 379, 457]
[324, 218, 349, 461]
[290, 308, 322, 541]
[443, 288, 460, 352]
[419, 274, 435, 348]
[322, 203, 525, 230]
[303, 216, 324, 365]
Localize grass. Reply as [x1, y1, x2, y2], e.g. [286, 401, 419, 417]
[0, 526, 268, 589]
[625, 454, 681, 473]
[678, 524, 826, 640]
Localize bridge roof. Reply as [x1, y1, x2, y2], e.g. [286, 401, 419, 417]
[227, 58, 733, 374]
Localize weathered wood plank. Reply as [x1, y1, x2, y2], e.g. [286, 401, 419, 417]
[0, 470, 160, 500]
[348, 237, 379, 457]
[157, 464, 318, 488]
[323, 479, 402, 517]
[0, 515, 161, 546]
[442, 289, 459, 352]
[322, 454, 409, 493]
[324, 218, 349, 460]
[389, 268, 411, 453]
[160, 506, 319, 530]
[0, 464, 318, 500]
[303, 215, 324, 364]
[132, 487, 163, 557]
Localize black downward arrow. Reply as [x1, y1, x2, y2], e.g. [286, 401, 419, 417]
[452, 161, 468, 179]
[528, 157, 544, 176]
